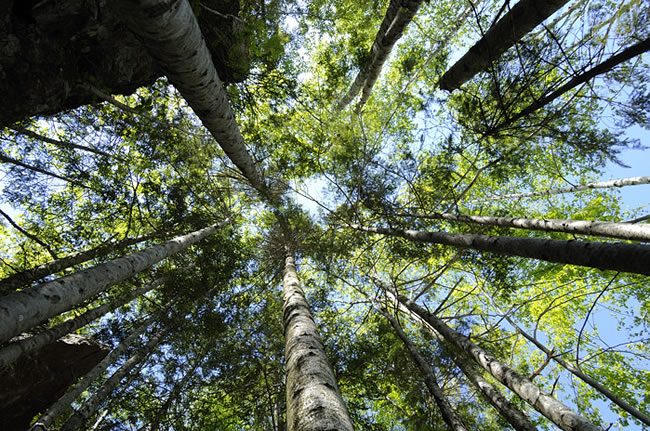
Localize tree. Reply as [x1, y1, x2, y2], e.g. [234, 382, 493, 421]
[1, 0, 648, 429]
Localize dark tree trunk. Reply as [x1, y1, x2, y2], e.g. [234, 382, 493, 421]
[439, 0, 569, 91]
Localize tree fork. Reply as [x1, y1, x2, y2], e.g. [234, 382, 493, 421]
[352, 224, 650, 275]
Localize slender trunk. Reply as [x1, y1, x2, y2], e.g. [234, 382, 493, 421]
[0, 221, 224, 344]
[282, 248, 353, 431]
[0, 209, 59, 260]
[491, 36, 650, 133]
[9, 126, 115, 159]
[31, 317, 156, 429]
[481, 175, 650, 202]
[149, 351, 206, 431]
[0, 234, 155, 294]
[377, 306, 470, 431]
[485, 296, 650, 427]
[59, 326, 168, 431]
[336, 0, 423, 110]
[352, 224, 650, 275]
[439, 0, 570, 91]
[392, 298, 538, 431]
[405, 212, 650, 242]
[0, 278, 164, 369]
[0, 153, 88, 188]
[112, 0, 266, 194]
[390, 290, 601, 431]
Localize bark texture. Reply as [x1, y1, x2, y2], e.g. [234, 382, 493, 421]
[282, 250, 353, 431]
[0, 222, 221, 344]
[378, 306, 470, 431]
[59, 326, 168, 431]
[113, 0, 266, 193]
[0, 278, 163, 369]
[0, 234, 155, 294]
[393, 292, 601, 431]
[417, 212, 650, 242]
[33, 318, 155, 429]
[337, 0, 423, 110]
[483, 176, 650, 201]
[439, 0, 569, 91]
[0, 0, 247, 126]
[353, 224, 650, 275]
[0, 334, 108, 431]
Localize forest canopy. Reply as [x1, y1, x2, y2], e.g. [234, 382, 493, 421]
[0, 0, 649, 430]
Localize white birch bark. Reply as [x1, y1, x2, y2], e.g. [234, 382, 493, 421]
[352, 224, 650, 275]
[112, 0, 265, 193]
[31, 317, 156, 429]
[282, 248, 353, 431]
[482, 176, 650, 202]
[377, 305, 470, 431]
[0, 222, 223, 344]
[58, 326, 168, 431]
[0, 278, 163, 369]
[391, 291, 602, 431]
[413, 212, 650, 242]
[0, 234, 154, 294]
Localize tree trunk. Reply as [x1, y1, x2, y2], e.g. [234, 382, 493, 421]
[31, 317, 156, 429]
[0, 153, 87, 188]
[336, 0, 423, 110]
[407, 212, 650, 242]
[282, 247, 353, 431]
[0, 278, 164, 369]
[0, 234, 155, 294]
[9, 126, 116, 159]
[377, 305, 470, 431]
[58, 326, 168, 431]
[439, 0, 569, 91]
[391, 297, 538, 431]
[112, 0, 266, 194]
[480, 175, 650, 202]
[390, 290, 601, 431]
[0, 221, 224, 344]
[490, 36, 650, 133]
[352, 224, 650, 275]
[486, 297, 650, 427]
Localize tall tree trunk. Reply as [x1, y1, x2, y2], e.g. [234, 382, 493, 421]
[58, 326, 168, 431]
[480, 175, 650, 202]
[0, 221, 224, 344]
[439, 0, 570, 91]
[282, 247, 353, 431]
[404, 212, 650, 242]
[490, 36, 650, 133]
[376, 305, 470, 431]
[390, 297, 538, 431]
[0, 153, 88, 188]
[389, 289, 601, 431]
[9, 126, 116, 159]
[336, 0, 423, 111]
[485, 297, 650, 427]
[352, 224, 650, 275]
[0, 234, 155, 294]
[31, 317, 156, 429]
[112, 0, 266, 194]
[0, 278, 164, 369]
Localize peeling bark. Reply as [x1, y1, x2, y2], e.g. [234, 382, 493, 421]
[282, 248, 353, 431]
